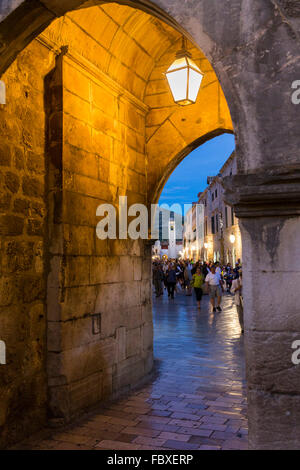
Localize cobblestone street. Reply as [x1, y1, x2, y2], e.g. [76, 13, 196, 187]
[14, 290, 248, 450]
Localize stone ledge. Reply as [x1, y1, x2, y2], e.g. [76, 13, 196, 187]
[36, 35, 149, 114]
[222, 166, 300, 217]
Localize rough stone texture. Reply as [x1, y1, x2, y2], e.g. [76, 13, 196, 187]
[0, 38, 51, 448]
[247, 390, 300, 450]
[238, 214, 300, 449]
[0, 0, 299, 451]
[0, 4, 198, 447]
[1, 0, 299, 178]
[43, 28, 154, 426]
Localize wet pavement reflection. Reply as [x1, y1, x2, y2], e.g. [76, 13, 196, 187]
[14, 289, 248, 450]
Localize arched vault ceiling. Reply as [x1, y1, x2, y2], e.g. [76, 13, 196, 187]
[3, 1, 233, 203]
[38, 2, 233, 200]
[41, 3, 202, 100]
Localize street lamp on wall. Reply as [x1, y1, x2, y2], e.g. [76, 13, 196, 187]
[165, 37, 204, 106]
[230, 233, 236, 244]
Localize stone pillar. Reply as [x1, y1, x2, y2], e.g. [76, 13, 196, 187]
[44, 46, 154, 424]
[45, 48, 68, 421]
[224, 167, 300, 449]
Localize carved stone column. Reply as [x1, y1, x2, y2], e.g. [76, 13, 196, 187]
[223, 166, 300, 450]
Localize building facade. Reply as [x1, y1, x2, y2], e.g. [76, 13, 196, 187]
[184, 153, 242, 265]
[152, 208, 183, 260]
[182, 202, 202, 261]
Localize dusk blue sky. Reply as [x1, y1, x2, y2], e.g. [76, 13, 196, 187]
[159, 133, 235, 212]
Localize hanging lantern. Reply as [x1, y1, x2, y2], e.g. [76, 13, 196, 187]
[165, 37, 204, 106]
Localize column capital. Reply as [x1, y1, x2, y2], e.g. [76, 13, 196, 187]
[222, 165, 300, 218]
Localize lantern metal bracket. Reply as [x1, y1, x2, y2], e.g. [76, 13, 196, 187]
[176, 36, 192, 59]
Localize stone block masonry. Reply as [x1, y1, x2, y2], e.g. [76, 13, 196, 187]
[0, 39, 51, 448]
[2, 0, 299, 451]
[0, 10, 156, 447]
[45, 42, 153, 424]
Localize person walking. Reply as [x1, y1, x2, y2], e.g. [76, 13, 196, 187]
[152, 263, 164, 297]
[231, 270, 244, 333]
[205, 265, 224, 312]
[224, 266, 234, 293]
[192, 266, 205, 310]
[166, 264, 177, 299]
[202, 262, 209, 278]
[184, 262, 193, 296]
[215, 262, 222, 276]
[162, 261, 168, 291]
[233, 262, 241, 278]
[175, 263, 183, 291]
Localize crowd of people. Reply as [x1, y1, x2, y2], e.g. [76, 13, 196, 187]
[152, 258, 243, 332]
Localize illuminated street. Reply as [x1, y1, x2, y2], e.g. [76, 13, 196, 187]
[14, 291, 247, 450]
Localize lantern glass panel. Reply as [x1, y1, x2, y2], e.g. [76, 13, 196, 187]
[187, 57, 201, 72]
[188, 68, 203, 102]
[167, 56, 189, 72]
[166, 68, 188, 103]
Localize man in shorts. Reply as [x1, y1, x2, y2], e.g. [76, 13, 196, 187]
[205, 264, 224, 312]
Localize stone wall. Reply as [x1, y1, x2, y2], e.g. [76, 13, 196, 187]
[0, 8, 155, 446]
[0, 39, 55, 447]
[46, 42, 153, 422]
[239, 214, 300, 449]
[0, 6, 234, 446]
[1, 0, 299, 450]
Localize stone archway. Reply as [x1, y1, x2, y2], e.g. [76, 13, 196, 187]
[0, 2, 234, 448]
[0, 0, 299, 451]
[150, 130, 234, 205]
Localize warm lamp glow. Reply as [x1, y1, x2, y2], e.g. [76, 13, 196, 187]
[204, 242, 209, 249]
[165, 39, 203, 106]
[230, 234, 236, 244]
